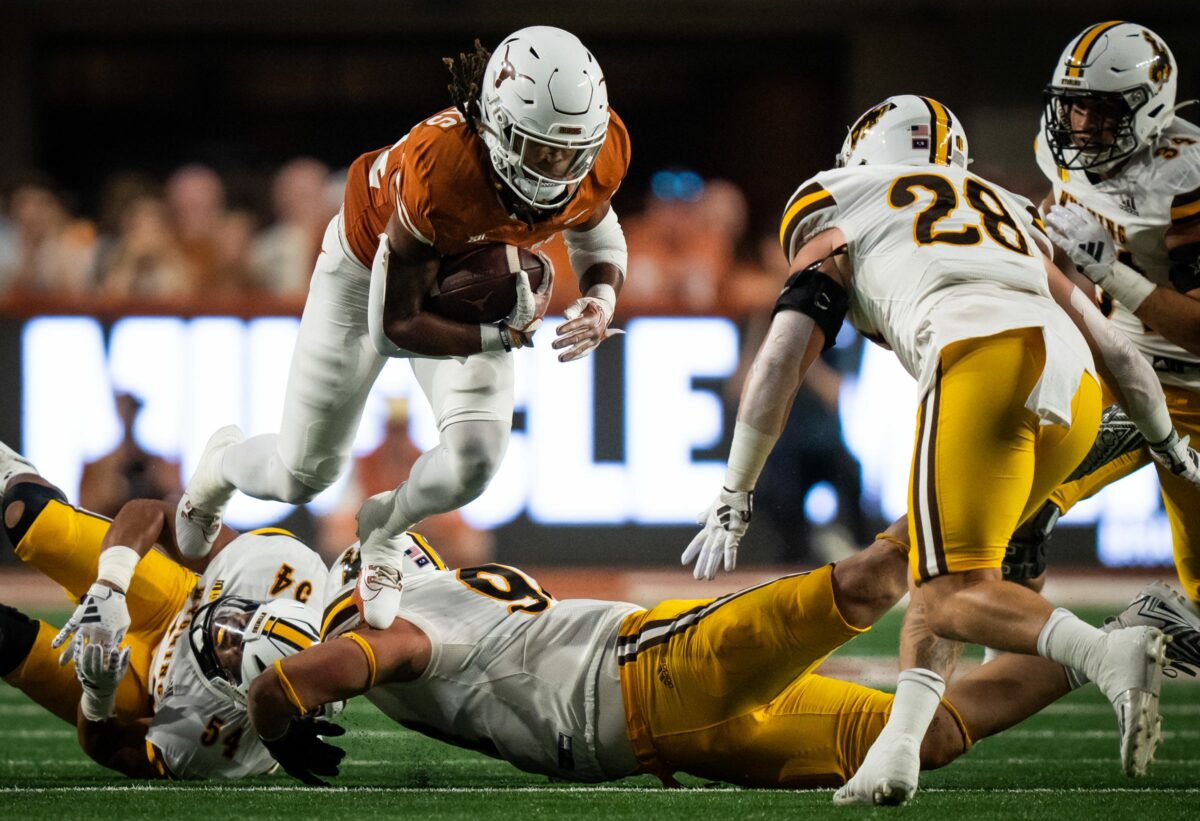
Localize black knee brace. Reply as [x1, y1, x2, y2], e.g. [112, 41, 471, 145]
[0, 603, 39, 677]
[1002, 502, 1061, 582]
[3, 481, 67, 549]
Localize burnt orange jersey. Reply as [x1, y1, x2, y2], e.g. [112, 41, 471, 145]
[343, 108, 630, 267]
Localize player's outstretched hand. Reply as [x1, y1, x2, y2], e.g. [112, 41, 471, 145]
[261, 718, 347, 786]
[553, 297, 622, 362]
[681, 488, 753, 580]
[1149, 430, 1200, 488]
[52, 583, 131, 666]
[75, 640, 131, 721]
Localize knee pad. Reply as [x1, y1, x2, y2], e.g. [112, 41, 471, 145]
[3, 481, 68, 550]
[1002, 503, 1061, 582]
[0, 604, 39, 677]
[444, 424, 507, 492]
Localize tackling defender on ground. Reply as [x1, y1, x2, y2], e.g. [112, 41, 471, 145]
[0, 443, 324, 779]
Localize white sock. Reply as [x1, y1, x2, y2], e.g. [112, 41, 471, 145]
[1036, 607, 1106, 681]
[881, 668, 946, 742]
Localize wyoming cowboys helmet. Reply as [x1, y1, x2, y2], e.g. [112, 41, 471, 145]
[1043, 21, 1178, 171]
[837, 95, 969, 169]
[188, 595, 320, 704]
[478, 26, 610, 211]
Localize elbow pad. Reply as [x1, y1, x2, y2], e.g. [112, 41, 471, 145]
[1168, 241, 1200, 293]
[564, 208, 627, 282]
[367, 235, 409, 358]
[772, 265, 849, 351]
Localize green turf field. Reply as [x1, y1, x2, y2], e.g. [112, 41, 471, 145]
[2, 608, 1196, 819]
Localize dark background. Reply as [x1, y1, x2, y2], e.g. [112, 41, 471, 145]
[0, 0, 1196, 565]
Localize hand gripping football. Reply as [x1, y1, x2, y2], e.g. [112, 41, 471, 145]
[426, 244, 549, 324]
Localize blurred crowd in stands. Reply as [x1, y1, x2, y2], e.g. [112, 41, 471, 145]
[0, 161, 878, 565]
[0, 160, 339, 302]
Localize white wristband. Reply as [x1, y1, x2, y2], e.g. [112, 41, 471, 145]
[480, 322, 510, 353]
[96, 546, 140, 593]
[1088, 260, 1156, 312]
[584, 283, 617, 321]
[724, 421, 780, 492]
[80, 688, 116, 722]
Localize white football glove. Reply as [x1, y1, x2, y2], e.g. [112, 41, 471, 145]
[1044, 203, 1115, 271]
[1044, 203, 1155, 310]
[507, 264, 554, 336]
[681, 488, 753, 581]
[554, 296, 623, 362]
[1149, 430, 1200, 488]
[52, 583, 131, 666]
[76, 640, 131, 721]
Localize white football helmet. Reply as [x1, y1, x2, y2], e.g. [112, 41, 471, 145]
[1043, 21, 1177, 171]
[189, 595, 320, 704]
[837, 95, 969, 169]
[478, 26, 609, 211]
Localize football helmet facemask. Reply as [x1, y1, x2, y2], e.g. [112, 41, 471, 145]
[188, 595, 319, 704]
[478, 26, 609, 211]
[837, 94, 969, 170]
[1043, 21, 1178, 172]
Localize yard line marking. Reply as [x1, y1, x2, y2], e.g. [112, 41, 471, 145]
[3, 786, 1200, 795]
[1042, 703, 1200, 716]
[0, 730, 73, 739]
[1006, 729, 1200, 740]
[0, 705, 52, 716]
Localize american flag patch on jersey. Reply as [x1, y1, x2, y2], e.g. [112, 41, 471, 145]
[911, 123, 929, 150]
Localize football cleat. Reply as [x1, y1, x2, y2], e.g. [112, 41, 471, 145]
[174, 425, 242, 559]
[353, 562, 404, 630]
[1107, 581, 1200, 677]
[832, 735, 919, 806]
[1091, 625, 1169, 778]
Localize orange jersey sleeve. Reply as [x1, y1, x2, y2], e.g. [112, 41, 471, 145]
[342, 108, 631, 267]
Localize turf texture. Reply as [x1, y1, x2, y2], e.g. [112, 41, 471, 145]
[2, 608, 1196, 819]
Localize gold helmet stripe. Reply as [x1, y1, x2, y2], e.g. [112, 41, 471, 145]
[778, 183, 834, 247]
[408, 531, 447, 570]
[321, 591, 357, 640]
[923, 98, 953, 166]
[1066, 21, 1124, 77]
[264, 616, 317, 651]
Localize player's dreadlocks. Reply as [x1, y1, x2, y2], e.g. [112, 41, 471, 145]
[445, 39, 491, 129]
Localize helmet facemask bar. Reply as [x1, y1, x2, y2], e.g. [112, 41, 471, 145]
[188, 596, 260, 699]
[1043, 86, 1148, 171]
[489, 117, 607, 210]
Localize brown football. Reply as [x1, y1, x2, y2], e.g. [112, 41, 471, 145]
[425, 244, 548, 324]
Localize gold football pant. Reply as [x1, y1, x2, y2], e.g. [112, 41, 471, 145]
[1048, 384, 1200, 601]
[3, 498, 197, 724]
[908, 328, 1102, 582]
[617, 565, 897, 787]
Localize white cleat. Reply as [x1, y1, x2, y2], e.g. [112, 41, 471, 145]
[355, 562, 404, 630]
[174, 425, 242, 559]
[1092, 625, 1169, 778]
[1108, 581, 1200, 677]
[0, 441, 38, 492]
[832, 735, 919, 806]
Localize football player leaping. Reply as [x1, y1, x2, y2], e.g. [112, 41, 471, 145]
[174, 25, 631, 633]
[0, 442, 325, 779]
[243, 526, 1200, 795]
[1000, 22, 1200, 608]
[683, 94, 1200, 803]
